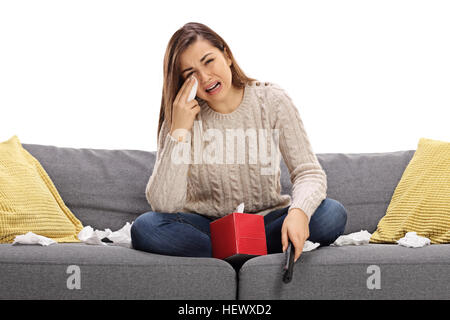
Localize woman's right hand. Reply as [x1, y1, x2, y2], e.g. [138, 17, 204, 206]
[170, 76, 201, 139]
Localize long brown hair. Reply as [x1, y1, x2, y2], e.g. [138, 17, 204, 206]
[157, 22, 257, 141]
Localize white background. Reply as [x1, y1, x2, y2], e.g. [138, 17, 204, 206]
[1, 0, 449, 153]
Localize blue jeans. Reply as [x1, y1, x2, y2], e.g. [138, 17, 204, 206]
[131, 198, 348, 258]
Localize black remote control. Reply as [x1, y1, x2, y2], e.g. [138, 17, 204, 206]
[283, 241, 295, 283]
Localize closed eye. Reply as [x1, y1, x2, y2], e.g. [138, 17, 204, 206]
[186, 59, 214, 78]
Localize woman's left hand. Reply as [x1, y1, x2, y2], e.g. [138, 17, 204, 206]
[281, 208, 310, 262]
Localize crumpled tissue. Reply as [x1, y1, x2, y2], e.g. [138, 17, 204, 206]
[77, 222, 133, 248]
[396, 231, 431, 248]
[235, 202, 321, 252]
[302, 241, 321, 252]
[12, 232, 56, 246]
[331, 230, 372, 246]
[331, 230, 432, 248]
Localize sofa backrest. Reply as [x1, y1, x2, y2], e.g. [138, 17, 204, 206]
[22, 143, 415, 234]
[311, 150, 414, 233]
[22, 143, 153, 231]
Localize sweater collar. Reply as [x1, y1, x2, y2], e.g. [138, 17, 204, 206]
[199, 83, 251, 120]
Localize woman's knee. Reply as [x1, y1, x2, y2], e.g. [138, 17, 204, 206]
[132, 211, 161, 235]
[131, 211, 174, 251]
[131, 211, 212, 258]
[309, 198, 348, 245]
[325, 198, 348, 232]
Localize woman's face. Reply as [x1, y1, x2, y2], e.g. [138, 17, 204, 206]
[179, 39, 233, 102]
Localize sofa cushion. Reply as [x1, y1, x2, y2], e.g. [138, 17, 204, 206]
[0, 136, 83, 243]
[370, 138, 450, 244]
[238, 244, 450, 300]
[0, 243, 236, 299]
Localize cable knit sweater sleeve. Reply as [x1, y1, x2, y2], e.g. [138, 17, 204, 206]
[145, 119, 190, 213]
[271, 85, 327, 221]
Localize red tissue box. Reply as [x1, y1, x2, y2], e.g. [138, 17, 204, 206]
[209, 212, 267, 262]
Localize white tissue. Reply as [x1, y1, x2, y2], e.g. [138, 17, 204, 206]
[396, 232, 431, 248]
[235, 202, 245, 213]
[332, 230, 372, 246]
[187, 76, 198, 102]
[12, 232, 56, 246]
[303, 240, 320, 252]
[106, 222, 133, 247]
[77, 222, 133, 248]
[77, 226, 107, 246]
[331, 230, 432, 248]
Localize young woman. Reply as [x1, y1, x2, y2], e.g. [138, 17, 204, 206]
[131, 22, 347, 263]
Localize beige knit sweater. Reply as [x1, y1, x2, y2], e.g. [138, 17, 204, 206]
[145, 81, 327, 222]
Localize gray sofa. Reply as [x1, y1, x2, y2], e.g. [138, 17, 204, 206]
[0, 142, 448, 300]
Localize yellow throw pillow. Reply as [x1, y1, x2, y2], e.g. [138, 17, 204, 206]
[0, 135, 83, 243]
[370, 137, 450, 244]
